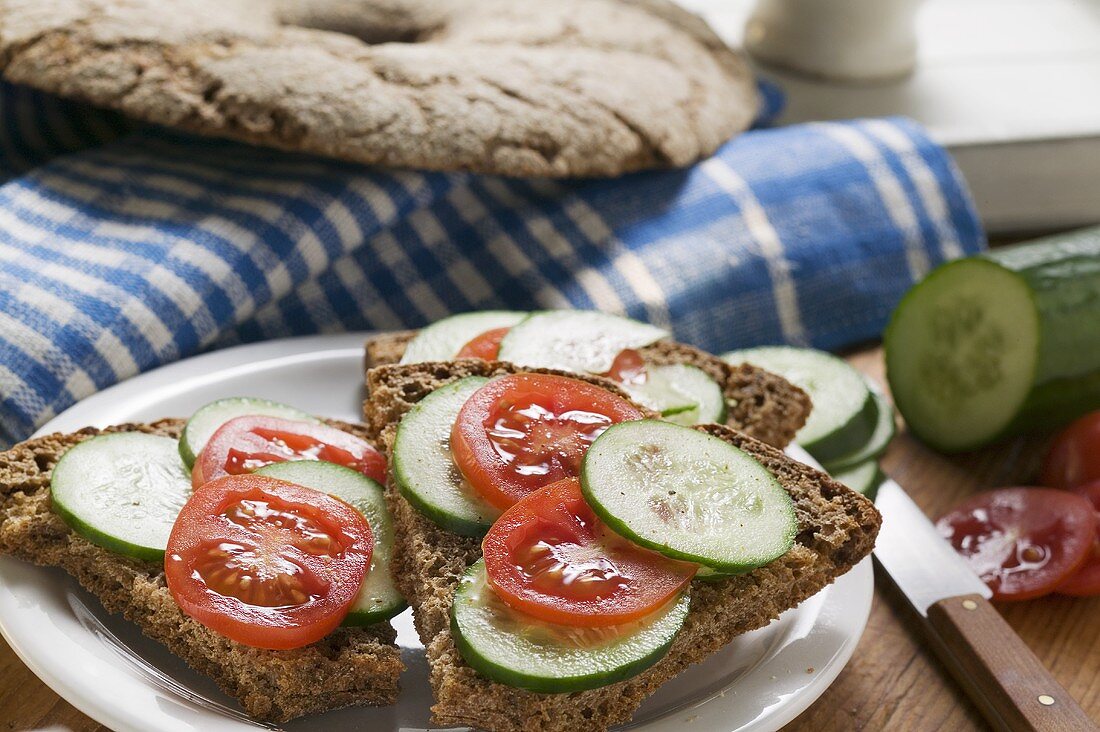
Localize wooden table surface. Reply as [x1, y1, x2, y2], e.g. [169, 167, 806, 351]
[1, 348, 1098, 731]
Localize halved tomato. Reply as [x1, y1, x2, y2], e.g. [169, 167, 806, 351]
[193, 416, 386, 488]
[482, 477, 695, 626]
[451, 373, 644, 510]
[165, 473, 372, 649]
[605, 348, 647, 386]
[1057, 481, 1100, 597]
[457, 327, 511, 360]
[937, 487, 1096, 601]
[1042, 411, 1100, 489]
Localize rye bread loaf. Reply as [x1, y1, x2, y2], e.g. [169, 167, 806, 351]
[0, 418, 403, 723]
[363, 361, 880, 732]
[364, 330, 813, 449]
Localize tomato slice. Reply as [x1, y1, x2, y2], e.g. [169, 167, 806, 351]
[1042, 410, 1100, 489]
[451, 373, 644, 510]
[193, 415, 386, 488]
[456, 327, 511, 360]
[605, 348, 647, 386]
[937, 487, 1096, 601]
[165, 473, 372, 649]
[482, 477, 694, 626]
[1057, 481, 1100, 597]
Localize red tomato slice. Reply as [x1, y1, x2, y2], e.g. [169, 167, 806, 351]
[165, 473, 372, 649]
[456, 327, 510, 360]
[482, 477, 695, 626]
[1058, 481, 1100, 597]
[1042, 410, 1100, 489]
[937, 487, 1096, 601]
[451, 373, 644, 510]
[193, 416, 386, 488]
[605, 348, 647, 386]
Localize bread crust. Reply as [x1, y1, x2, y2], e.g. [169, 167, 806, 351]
[0, 418, 403, 723]
[364, 330, 813, 449]
[364, 361, 880, 732]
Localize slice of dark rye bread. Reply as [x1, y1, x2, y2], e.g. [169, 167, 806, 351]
[0, 418, 403, 723]
[364, 330, 813, 449]
[364, 361, 880, 732]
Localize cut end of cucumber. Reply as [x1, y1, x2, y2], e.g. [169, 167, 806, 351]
[885, 259, 1039, 452]
[400, 311, 528, 364]
[451, 559, 689, 693]
[179, 397, 317, 468]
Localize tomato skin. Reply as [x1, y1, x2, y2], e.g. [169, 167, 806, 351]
[1041, 411, 1100, 489]
[482, 478, 694, 626]
[1057, 481, 1100, 597]
[937, 487, 1096, 601]
[605, 349, 647, 386]
[165, 474, 372, 649]
[451, 373, 644, 510]
[193, 416, 386, 488]
[457, 327, 510, 360]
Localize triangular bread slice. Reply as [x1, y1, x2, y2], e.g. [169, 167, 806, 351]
[0, 418, 403, 723]
[364, 330, 812, 450]
[365, 361, 880, 732]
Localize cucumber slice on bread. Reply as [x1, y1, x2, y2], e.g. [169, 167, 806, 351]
[498, 311, 668, 374]
[821, 381, 895, 472]
[392, 376, 502, 536]
[451, 559, 689, 693]
[51, 433, 192, 561]
[886, 230, 1100, 451]
[624, 364, 727, 426]
[255, 461, 406, 625]
[179, 397, 317, 468]
[399, 311, 528, 364]
[831, 460, 885, 499]
[582, 420, 796, 573]
[723, 346, 877, 463]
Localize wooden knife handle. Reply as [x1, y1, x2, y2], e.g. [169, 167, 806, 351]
[927, 593, 1097, 731]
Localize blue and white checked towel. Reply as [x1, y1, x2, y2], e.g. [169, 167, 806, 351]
[0, 82, 984, 447]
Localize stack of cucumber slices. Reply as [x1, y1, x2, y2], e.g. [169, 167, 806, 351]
[50, 397, 406, 626]
[723, 346, 895, 498]
[398, 310, 727, 426]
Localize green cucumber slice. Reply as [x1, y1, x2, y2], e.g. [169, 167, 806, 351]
[179, 397, 317, 468]
[392, 376, 501, 536]
[399, 311, 528, 364]
[722, 346, 876, 463]
[581, 420, 796, 573]
[498, 311, 668, 374]
[451, 559, 689, 693]
[255, 461, 406, 625]
[886, 229, 1100, 451]
[822, 383, 896, 472]
[51, 433, 192, 562]
[624, 364, 727, 426]
[830, 460, 884, 499]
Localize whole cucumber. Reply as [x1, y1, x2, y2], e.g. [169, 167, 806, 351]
[885, 227, 1100, 452]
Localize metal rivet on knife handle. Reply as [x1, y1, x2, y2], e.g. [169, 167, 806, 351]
[1038, 695, 1056, 707]
[962, 600, 977, 611]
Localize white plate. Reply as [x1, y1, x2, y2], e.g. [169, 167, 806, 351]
[0, 333, 872, 732]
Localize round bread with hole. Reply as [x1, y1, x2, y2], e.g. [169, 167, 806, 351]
[0, 0, 758, 177]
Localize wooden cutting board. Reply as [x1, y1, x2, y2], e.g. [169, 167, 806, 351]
[1, 347, 1098, 729]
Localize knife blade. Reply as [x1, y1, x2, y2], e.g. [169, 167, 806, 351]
[873, 477, 1097, 731]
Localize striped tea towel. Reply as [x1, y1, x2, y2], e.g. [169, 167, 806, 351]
[0, 83, 984, 446]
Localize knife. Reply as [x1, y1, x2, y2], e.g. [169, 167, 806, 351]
[873, 478, 1098, 731]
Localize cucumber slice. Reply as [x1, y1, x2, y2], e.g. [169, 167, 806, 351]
[179, 397, 317, 468]
[392, 376, 501, 536]
[255, 461, 406, 625]
[830, 460, 884, 500]
[886, 229, 1100, 451]
[399, 311, 528, 364]
[498, 311, 668, 374]
[51, 433, 192, 562]
[822, 383, 896, 472]
[624, 364, 727, 426]
[723, 346, 876, 463]
[581, 420, 796, 573]
[451, 559, 689, 693]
